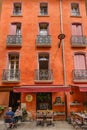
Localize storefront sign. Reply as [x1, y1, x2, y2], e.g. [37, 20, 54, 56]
[26, 95, 33, 102]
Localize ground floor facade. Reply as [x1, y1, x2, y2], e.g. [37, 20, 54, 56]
[0, 85, 87, 120]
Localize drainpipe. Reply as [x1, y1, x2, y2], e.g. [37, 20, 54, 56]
[59, 0, 68, 119]
[59, 0, 66, 86]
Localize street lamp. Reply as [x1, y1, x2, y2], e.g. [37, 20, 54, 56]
[58, 33, 65, 48]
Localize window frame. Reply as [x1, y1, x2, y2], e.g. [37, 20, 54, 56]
[39, 22, 49, 35]
[10, 22, 22, 35]
[74, 52, 87, 69]
[7, 52, 20, 70]
[71, 3, 80, 16]
[38, 52, 50, 70]
[12, 2, 22, 16]
[39, 2, 48, 16]
[71, 23, 83, 36]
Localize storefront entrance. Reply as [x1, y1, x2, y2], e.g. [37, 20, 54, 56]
[36, 93, 52, 110]
[9, 91, 21, 112]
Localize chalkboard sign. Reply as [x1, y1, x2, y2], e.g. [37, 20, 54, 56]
[39, 103, 48, 110]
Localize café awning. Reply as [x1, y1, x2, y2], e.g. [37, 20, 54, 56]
[79, 87, 87, 92]
[70, 84, 87, 92]
[13, 85, 71, 93]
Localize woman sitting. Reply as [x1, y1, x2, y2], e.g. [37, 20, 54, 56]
[14, 106, 22, 123]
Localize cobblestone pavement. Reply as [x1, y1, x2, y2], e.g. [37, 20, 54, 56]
[0, 120, 78, 130]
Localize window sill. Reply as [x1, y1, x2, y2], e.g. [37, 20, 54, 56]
[11, 15, 23, 17]
[73, 79, 87, 83]
[38, 15, 49, 17]
[34, 80, 53, 83]
[70, 15, 82, 18]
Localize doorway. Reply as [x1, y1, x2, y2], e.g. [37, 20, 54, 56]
[8, 53, 19, 80]
[38, 53, 49, 80]
[9, 91, 21, 112]
[36, 93, 52, 110]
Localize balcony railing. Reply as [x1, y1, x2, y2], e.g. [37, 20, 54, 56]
[6, 35, 22, 47]
[2, 69, 20, 83]
[71, 36, 87, 47]
[73, 69, 87, 82]
[34, 69, 53, 82]
[36, 35, 51, 47]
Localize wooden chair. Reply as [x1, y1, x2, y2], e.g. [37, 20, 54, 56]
[36, 112, 44, 126]
[46, 112, 54, 126]
[81, 119, 87, 130]
[4, 115, 16, 129]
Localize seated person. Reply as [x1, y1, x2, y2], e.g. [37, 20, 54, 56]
[4, 107, 15, 128]
[14, 106, 22, 122]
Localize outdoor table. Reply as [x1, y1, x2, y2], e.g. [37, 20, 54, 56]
[75, 113, 87, 120]
[75, 113, 87, 125]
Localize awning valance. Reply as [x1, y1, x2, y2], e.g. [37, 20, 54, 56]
[13, 85, 71, 93]
[79, 87, 87, 92]
[70, 84, 87, 92]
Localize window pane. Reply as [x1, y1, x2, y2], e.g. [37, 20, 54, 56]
[71, 3, 80, 16]
[13, 3, 21, 15]
[40, 3, 48, 15]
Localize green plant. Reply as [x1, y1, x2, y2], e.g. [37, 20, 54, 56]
[0, 106, 4, 111]
[83, 102, 87, 111]
[83, 102, 87, 107]
[22, 108, 27, 116]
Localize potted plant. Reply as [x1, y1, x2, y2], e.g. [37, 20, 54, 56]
[83, 102, 87, 111]
[0, 106, 4, 113]
[22, 108, 28, 121]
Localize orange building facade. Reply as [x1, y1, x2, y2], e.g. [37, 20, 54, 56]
[0, 0, 87, 120]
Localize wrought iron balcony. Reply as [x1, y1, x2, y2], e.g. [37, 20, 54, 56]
[2, 69, 20, 83]
[6, 35, 22, 47]
[73, 69, 87, 82]
[34, 69, 53, 82]
[36, 35, 51, 47]
[71, 36, 87, 47]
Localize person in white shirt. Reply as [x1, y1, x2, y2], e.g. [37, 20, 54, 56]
[14, 106, 22, 122]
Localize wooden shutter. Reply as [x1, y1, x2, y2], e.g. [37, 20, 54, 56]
[72, 24, 82, 36]
[74, 54, 86, 69]
[9, 24, 16, 35]
[76, 24, 82, 36]
[72, 24, 77, 35]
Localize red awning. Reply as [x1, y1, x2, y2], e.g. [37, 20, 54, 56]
[13, 85, 71, 93]
[70, 84, 87, 92]
[79, 87, 87, 92]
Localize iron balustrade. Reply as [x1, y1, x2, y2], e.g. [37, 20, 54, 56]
[36, 35, 51, 47]
[35, 69, 53, 81]
[71, 36, 87, 46]
[6, 35, 22, 45]
[2, 69, 20, 81]
[73, 69, 87, 81]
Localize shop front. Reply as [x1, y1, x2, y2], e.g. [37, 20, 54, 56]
[14, 85, 70, 120]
